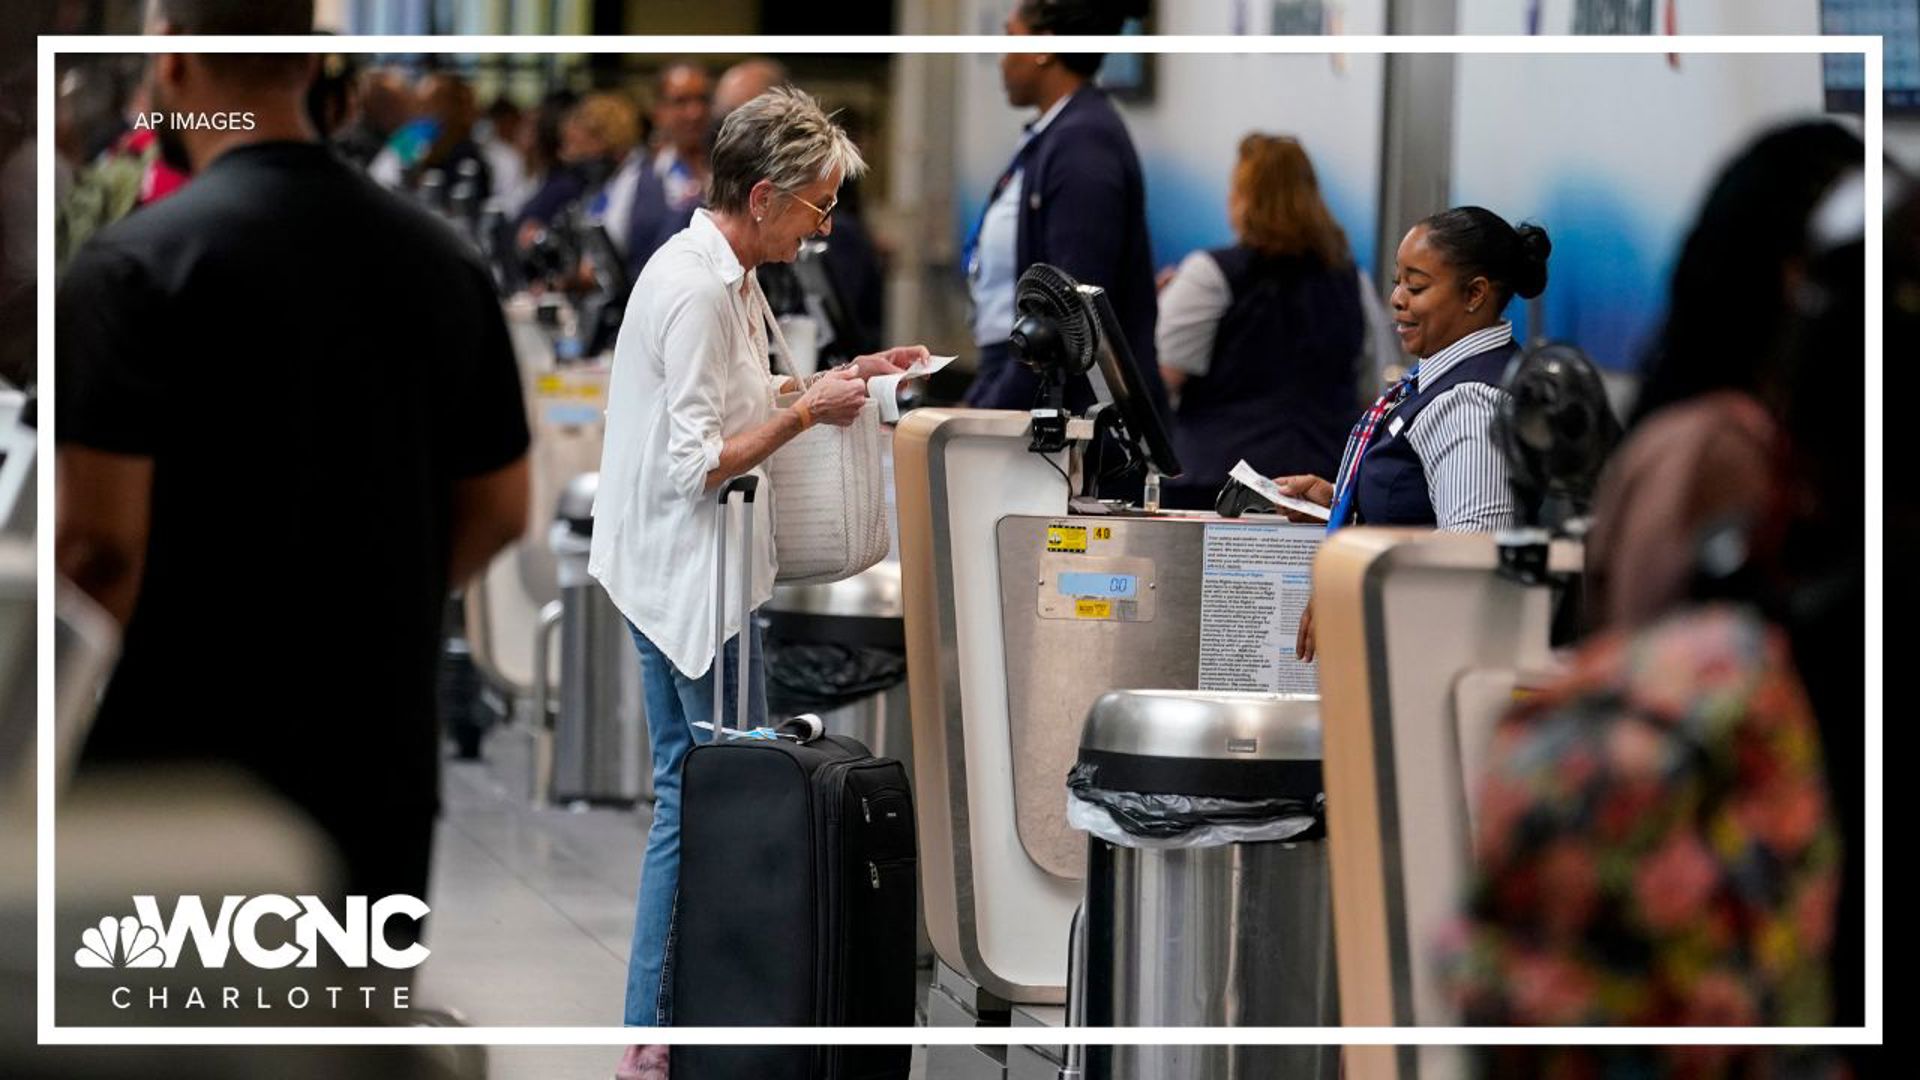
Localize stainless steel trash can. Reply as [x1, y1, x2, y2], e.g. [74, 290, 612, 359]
[763, 562, 910, 777]
[537, 474, 650, 805]
[1071, 690, 1338, 1080]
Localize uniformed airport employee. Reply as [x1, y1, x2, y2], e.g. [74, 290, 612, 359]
[1273, 206, 1551, 660]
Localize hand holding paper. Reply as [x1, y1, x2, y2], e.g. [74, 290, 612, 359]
[853, 345, 931, 380]
[1229, 460, 1332, 522]
[797, 372, 867, 427]
[869, 354, 956, 422]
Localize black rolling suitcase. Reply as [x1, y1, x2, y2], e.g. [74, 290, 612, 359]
[671, 476, 917, 1080]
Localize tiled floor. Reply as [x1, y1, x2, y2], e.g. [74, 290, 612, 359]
[415, 732, 643, 1026]
[411, 733, 644, 1078]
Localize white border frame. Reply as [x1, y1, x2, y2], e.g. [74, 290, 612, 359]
[35, 32, 1883, 1049]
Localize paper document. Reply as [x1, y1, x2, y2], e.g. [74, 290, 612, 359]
[1199, 521, 1322, 693]
[869, 354, 956, 422]
[1228, 460, 1331, 522]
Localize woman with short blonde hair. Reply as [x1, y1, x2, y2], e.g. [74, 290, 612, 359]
[590, 85, 927, 1048]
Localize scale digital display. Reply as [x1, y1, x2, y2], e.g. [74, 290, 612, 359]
[1058, 572, 1138, 600]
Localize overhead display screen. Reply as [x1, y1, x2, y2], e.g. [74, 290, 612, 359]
[1822, 0, 1920, 114]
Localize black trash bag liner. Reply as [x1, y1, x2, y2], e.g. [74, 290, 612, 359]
[1066, 762, 1326, 841]
[765, 641, 907, 715]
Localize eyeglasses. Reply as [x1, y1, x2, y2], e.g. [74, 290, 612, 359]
[783, 189, 838, 231]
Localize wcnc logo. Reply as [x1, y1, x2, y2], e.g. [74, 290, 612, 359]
[75, 895, 431, 971]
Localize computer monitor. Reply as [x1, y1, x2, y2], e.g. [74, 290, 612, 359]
[1080, 283, 1182, 482]
[581, 222, 634, 302]
[579, 223, 633, 357]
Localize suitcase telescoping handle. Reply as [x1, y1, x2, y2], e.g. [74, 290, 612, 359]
[712, 475, 760, 743]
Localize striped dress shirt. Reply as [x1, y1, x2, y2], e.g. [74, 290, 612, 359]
[1398, 321, 1520, 532]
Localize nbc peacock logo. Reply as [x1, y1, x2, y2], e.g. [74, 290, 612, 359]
[74, 915, 167, 969]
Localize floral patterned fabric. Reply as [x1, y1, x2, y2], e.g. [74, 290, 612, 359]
[1444, 604, 1840, 1029]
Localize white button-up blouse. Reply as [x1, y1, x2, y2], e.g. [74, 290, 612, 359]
[589, 209, 785, 680]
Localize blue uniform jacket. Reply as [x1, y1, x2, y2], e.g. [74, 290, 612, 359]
[966, 88, 1169, 424]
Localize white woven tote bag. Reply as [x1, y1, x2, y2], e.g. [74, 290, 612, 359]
[758, 296, 891, 586]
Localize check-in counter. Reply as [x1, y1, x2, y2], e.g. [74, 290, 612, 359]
[1316, 529, 1574, 1079]
[894, 409, 1326, 1007]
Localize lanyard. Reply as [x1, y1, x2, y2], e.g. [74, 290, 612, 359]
[960, 131, 1041, 282]
[1326, 364, 1420, 533]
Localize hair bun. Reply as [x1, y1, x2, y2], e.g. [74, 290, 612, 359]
[1513, 222, 1552, 300]
[1048, 0, 1147, 33]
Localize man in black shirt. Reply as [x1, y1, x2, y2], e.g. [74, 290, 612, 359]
[55, 0, 530, 911]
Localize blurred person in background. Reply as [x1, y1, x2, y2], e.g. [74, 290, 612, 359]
[1444, 125, 1880, 1056]
[477, 95, 528, 217]
[304, 49, 356, 143]
[1573, 120, 1870, 1027]
[964, 0, 1167, 424]
[1585, 121, 1866, 633]
[515, 89, 640, 242]
[1155, 133, 1393, 509]
[802, 102, 885, 357]
[400, 71, 492, 203]
[56, 60, 190, 271]
[334, 64, 410, 169]
[53, 59, 130, 199]
[712, 56, 787, 119]
[101, 77, 190, 198]
[647, 60, 712, 218]
[55, 0, 529, 944]
[590, 60, 713, 280]
[506, 88, 579, 229]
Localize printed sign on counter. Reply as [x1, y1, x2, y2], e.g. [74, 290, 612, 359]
[1198, 521, 1322, 693]
[535, 368, 609, 428]
[1045, 524, 1088, 553]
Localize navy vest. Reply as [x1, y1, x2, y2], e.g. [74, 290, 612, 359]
[1167, 246, 1364, 504]
[1353, 341, 1517, 527]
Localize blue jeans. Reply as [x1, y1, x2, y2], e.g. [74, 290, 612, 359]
[622, 617, 767, 1026]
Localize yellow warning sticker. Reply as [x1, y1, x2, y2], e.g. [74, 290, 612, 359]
[535, 374, 607, 403]
[1046, 525, 1088, 553]
[1075, 599, 1112, 619]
